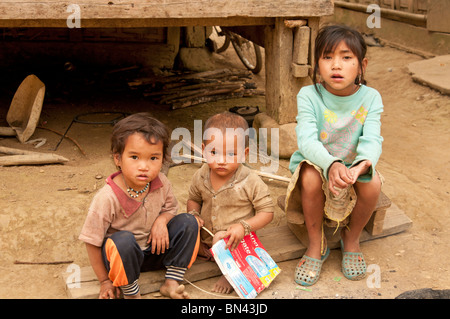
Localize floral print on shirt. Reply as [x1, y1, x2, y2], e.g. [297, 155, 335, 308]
[319, 105, 368, 164]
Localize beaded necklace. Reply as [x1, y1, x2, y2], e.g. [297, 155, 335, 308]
[122, 175, 150, 199]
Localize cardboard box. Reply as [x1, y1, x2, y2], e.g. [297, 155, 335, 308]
[210, 232, 281, 299]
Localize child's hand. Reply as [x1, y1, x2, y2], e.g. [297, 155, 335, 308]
[349, 160, 372, 183]
[328, 162, 354, 196]
[195, 215, 205, 228]
[99, 279, 120, 299]
[148, 218, 170, 255]
[224, 223, 245, 251]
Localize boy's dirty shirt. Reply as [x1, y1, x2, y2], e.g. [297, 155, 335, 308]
[188, 164, 274, 246]
[79, 171, 178, 250]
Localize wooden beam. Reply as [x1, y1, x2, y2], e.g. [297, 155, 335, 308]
[291, 63, 311, 78]
[284, 19, 307, 28]
[264, 18, 312, 124]
[0, 153, 69, 166]
[292, 26, 310, 65]
[63, 204, 412, 298]
[0, 1, 334, 28]
[0, 17, 276, 28]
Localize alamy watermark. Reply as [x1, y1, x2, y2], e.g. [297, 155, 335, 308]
[66, 263, 81, 288]
[366, 264, 381, 288]
[170, 120, 280, 173]
[366, 4, 381, 29]
[66, 4, 81, 29]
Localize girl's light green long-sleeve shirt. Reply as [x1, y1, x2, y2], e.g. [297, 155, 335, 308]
[289, 84, 384, 181]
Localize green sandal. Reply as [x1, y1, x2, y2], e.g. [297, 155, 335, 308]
[340, 239, 367, 281]
[294, 247, 330, 286]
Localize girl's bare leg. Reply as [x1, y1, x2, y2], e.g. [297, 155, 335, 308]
[300, 164, 326, 260]
[342, 173, 381, 252]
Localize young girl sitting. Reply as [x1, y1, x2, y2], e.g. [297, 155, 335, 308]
[286, 24, 384, 286]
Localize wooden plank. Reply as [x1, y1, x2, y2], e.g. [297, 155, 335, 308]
[292, 26, 310, 65]
[288, 201, 412, 251]
[64, 204, 411, 298]
[374, 202, 412, 236]
[0, 1, 333, 28]
[291, 63, 311, 78]
[0, 1, 334, 19]
[365, 208, 388, 235]
[427, 0, 450, 33]
[0, 17, 276, 28]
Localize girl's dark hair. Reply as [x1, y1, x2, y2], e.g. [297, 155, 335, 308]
[111, 112, 170, 162]
[313, 24, 367, 92]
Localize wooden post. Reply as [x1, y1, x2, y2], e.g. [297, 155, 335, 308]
[264, 18, 313, 125]
[292, 26, 310, 65]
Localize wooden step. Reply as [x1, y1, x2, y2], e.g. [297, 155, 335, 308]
[63, 202, 411, 298]
[279, 191, 392, 236]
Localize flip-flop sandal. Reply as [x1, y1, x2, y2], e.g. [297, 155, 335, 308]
[294, 247, 330, 286]
[340, 239, 367, 280]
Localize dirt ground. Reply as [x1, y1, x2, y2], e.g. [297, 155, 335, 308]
[0, 39, 449, 300]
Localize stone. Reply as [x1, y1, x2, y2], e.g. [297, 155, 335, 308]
[178, 47, 215, 72]
[253, 112, 297, 159]
[407, 55, 450, 95]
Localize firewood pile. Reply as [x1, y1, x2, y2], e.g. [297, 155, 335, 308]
[127, 68, 264, 109]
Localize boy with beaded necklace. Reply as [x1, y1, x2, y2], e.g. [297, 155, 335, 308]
[79, 113, 199, 299]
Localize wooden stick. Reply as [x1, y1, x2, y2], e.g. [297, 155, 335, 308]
[0, 146, 41, 155]
[0, 153, 69, 166]
[181, 139, 203, 157]
[129, 68, 252, 88]
[0, 126, 16, 136]
[14, 260, 73, 265]
[0, 146, 69, 166]
[243, 89, 265, 97]
[202, 226, 215, 238]
[180, 154, 205, 163]
[161, 83, 243, 104]
[179, 154, 290, 183]
[284, 19, 307, 28]
[145, 80, 247, 98]
[253, 170, 291, 183]
[171, 90, 244, 109]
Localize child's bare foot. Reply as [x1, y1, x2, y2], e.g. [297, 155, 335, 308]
[123, 292, 141, 299]
[212, 275, 233, 294]
[160, 279, 190, 299]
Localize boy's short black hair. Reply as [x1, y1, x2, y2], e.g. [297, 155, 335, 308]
[111, 112, 170, 162]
